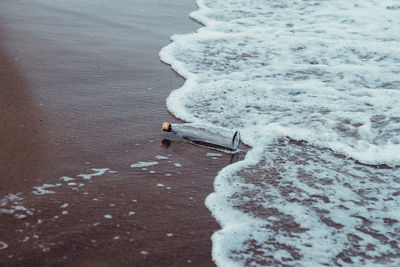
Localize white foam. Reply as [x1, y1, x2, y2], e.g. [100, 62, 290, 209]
[160, 0, 400, 265]
[155, 155, 169, 160]
[60, 176, 74, 182]
[78, 168, 110, 180]
[0, 241, 8, 250]
[1, 193, 22, 207]
[130, 161, 159, 168]
[13, 205, 27, 211]
[32, 184, 60, 195]
[161, 0, 400, 167]
[0, 208, 14, 214]
[207, 143, 400, 266]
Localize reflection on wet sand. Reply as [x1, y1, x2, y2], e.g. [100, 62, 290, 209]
[161, 138, 245, 164]
[0, 42, 48, 196]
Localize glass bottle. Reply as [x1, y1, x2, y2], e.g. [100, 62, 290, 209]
[162, 122, 240, 151]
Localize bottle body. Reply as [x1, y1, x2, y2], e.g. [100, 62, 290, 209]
[162, 122, 240, 151]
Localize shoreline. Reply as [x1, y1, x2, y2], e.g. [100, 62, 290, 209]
[0, 1, 243, 265]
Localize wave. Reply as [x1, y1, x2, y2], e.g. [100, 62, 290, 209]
[160, 0, 400, 265]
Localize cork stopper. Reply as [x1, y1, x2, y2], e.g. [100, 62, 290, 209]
[162, 122, 171, 132]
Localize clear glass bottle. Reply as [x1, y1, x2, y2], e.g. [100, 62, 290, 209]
[162, 122, 240, 151]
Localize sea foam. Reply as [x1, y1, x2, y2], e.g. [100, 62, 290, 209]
[160, 0, 400, 265]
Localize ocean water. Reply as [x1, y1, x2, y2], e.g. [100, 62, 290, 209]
[160, 0, 400, 266]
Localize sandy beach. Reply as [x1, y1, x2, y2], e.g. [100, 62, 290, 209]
[0, 0, 245, 265]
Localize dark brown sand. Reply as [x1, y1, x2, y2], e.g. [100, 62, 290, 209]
[0, 1, 244, 266]
[0, 37, 45, 195]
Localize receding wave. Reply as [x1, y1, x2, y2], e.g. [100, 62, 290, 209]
[160, 0, 400, 265]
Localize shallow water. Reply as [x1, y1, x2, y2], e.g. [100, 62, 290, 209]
[160, 0, 400, 265]
[0, 0, 234, 266]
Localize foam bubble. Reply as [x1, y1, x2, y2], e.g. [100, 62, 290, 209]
[32, 184, 60, 195]
[155, 155, 169, 160]
[78, 168, 110, 180]
[60, 176, 74, 182]
[130, 161, 159, 168]
[0, 241, 8, 250]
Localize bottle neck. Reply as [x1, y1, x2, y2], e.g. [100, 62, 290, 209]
[162, 122, 172, 132]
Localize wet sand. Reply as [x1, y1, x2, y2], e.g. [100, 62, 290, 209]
[0, 37, 45, 196]
[0, 1, 244, 266]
